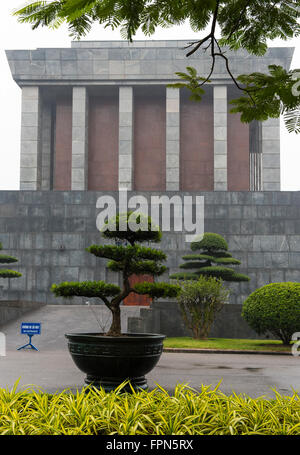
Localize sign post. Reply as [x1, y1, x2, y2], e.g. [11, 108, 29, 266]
[17, 323, 41, 351]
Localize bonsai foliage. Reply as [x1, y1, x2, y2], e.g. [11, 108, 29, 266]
[170, 233, 250, 283]
[51, 212, 180, 336]
[0, 242, 22, 279]
[242, 282, 300, 346]
[177, 276, 229, 340]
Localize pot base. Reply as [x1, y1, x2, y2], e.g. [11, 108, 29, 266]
[85, 375, 148, 393]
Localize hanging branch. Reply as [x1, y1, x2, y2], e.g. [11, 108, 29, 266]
[180, 0, 259, 108]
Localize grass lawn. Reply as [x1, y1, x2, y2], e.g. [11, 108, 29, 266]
[164, 337, 293, 352]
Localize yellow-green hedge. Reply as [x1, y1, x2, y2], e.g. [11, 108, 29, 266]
[1, 381, 300, 435]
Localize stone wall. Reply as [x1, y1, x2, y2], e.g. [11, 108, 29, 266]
[0, 190, 300, 308]
[127, 301, 270, 339]
[0, 301, 45, 328]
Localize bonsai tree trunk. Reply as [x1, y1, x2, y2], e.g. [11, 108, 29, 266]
[106, 303, 121, 336]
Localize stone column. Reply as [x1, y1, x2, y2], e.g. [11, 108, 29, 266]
[118, 86, 134, 190]
[213, 85, 228, 191]
[249, 120, 262, 191]
[71, 87, 89, 190]
[20, 87, 41, 190]
[166, 87, 180, 191]
[40, 101, 52, 190]
[261, 118, 281, 190]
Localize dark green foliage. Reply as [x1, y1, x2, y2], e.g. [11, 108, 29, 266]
[242, 282, 300, 345]
[51, 281, 121, 299]
[229, 65, 300, 134]
[51, 212, 180, 336]
[87, 244, 167, 262]
[195, 266, 244, 281]
[176, 276, 229, 339]
[0, 242, 22, 280]
[169, 272, 199, 281]
[101, 212, 162, 245]
[191, 232, 228, 252]
[182, 254, 215, 262]
[14, 0, 300, 45]
[107, 259, 167, 276]
[134, 282, 181, 299]
[170, 233, 250, 283]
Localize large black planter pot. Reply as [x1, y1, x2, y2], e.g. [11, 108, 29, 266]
[65, 332, 165, 392]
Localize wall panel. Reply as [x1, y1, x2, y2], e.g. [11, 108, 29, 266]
[88, 90, 119, 190]
[180, 88, 214, 191]
[53, 96, 72, 190]
[133, 87, 166, 191]
[227, 87, 250, 191]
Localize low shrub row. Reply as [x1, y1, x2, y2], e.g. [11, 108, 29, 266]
[1, 382, 300, 435]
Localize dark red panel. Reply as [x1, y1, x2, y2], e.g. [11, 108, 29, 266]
[123, 274, 153, 306]
[54, 96, 72, 190]
[88, 94, 119, 190]
[134, 88, 166, 191]
[180, 88, 214, 190]
[227, 87, 250, 191]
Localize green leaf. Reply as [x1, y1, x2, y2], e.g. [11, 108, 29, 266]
[134, 282, 181, 299]
[0, 270, 22, 279]
[51, 281, 121, 299]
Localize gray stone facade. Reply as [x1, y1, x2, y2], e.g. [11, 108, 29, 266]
[0, 190, 300, 307]
[6, 41, 294, 192]
[127, 302, 270, 339]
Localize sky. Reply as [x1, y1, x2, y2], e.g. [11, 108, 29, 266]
[0, 1, 300, 191]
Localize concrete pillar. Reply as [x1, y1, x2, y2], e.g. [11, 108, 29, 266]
[40, 101, 52, 190]
[261, 118, 281, 190]
[213, 85, 228, 191]
[118, 86, 133, 190]
[166, 87, 180, 191]
[72, 87, 89, 190]
[20, 87, 41, 190]
[249, 120, 262, 191]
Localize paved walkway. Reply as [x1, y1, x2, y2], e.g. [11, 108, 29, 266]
[0, 305, 299, 398]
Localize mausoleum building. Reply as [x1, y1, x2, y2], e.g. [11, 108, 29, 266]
[6, 40, 294, 194]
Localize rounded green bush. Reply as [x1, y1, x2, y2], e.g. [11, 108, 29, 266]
[242, 282, 300, 345]
[191, 232, 228, 252]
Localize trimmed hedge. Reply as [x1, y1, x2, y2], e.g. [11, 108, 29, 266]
[170, 232, 250, 283]
[0, 242, 22, 279]
[1, 382, 300, 435]
[242, 282, 300, 345]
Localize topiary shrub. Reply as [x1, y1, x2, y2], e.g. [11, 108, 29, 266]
[242, 282, 300, 345]
[51, 212, 180, 336]
[0, 242, 22, 280]
[170, 232, 250, 283]
[176, 276, 230, 339]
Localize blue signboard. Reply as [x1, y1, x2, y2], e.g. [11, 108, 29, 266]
[21, 323, 41, 335]
[18, 323, 41, 351]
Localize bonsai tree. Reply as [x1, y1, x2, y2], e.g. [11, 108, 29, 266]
[51, 212, 180, 336]
[242, 282, 300, 346]
[0, 241, 22, 279]
[177, 276, 230, 339]
[170, 232, 250, 283]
